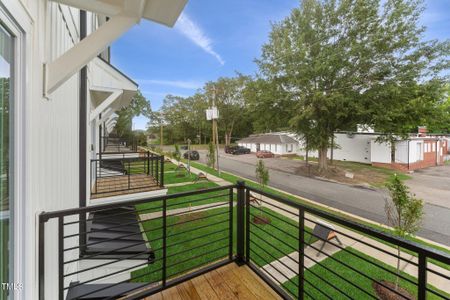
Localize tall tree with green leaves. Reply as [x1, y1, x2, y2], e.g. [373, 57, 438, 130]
[257, 0, 449, 171]
[243, 78, 293, 133]
[204, 75, 251, 145]
[114, 90, 152, 139]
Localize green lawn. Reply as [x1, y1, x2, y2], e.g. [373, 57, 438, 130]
[135, 181, 226, 214]
[131, 205, 315, 283]
[164, 170, 198, 184]
[189, 161, 450, 271]
[282, 247, 449, 299]
[163, 161, 178, 172]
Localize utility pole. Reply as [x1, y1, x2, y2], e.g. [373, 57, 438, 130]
[212, 90, 216, 146]
[160, 123, 163, 149]
[187, 138, 191, 175]
[206, 86, 220, 174]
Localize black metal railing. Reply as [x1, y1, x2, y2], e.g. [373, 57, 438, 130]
[242, 184, 450, 300]
[101, 136, 137, 153]
[38, 182, 450, 300]
[90, 152, 164, 197]
[39, 185, 234, 300]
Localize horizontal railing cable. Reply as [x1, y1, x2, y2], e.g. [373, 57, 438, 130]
[249, 228, 299, 265]
[304, 241, 411, 300]
[304, 216, 418, 266]
[248, 211, 298, 240]
[306, 229, 417, 285]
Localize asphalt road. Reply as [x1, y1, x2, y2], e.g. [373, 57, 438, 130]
[195, 150, 450, 246]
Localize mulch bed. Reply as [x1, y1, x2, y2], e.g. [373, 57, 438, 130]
[373, 280, 415, 300]
[175, 211, 207, 225]
[252, 215, 271, 225]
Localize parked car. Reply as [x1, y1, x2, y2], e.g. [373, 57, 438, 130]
[231, 146, 251, 155]
[225, 145, 238, 154]
[256, 150, 274, 158]
[183, 150, 200, 160]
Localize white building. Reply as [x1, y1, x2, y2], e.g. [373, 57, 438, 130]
[0, 0, 186, 299]
[237, 133, 299, 155]
[298, 132, 448, 171]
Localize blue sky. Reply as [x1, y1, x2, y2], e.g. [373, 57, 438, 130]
[111, 0, 450, 130]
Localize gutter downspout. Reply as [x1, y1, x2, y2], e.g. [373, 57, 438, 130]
[79, 10, 87, 255]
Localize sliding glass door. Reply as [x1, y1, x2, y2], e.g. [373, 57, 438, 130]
[0, 23, 14, 300]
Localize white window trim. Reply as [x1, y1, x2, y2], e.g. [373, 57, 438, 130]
[1, 2, 31, 299]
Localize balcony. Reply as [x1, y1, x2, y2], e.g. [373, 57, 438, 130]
[38, 183, 450, 300]
[90, 151, 165, 201]
[101, 137, 137, 153]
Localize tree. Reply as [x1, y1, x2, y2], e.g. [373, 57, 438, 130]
[173, 144, 181, 162]
[255, 160, 270, 223]
[207, 142, 216, 169]
[257, 0, 450, 171]
[204, 75, 251, 145]
[243, 78, 293, 133]
[425, 85, 450, 134]
[114, 90, 152, 139]
[385, 175, 424, 289]
[255, 160, 269, 194]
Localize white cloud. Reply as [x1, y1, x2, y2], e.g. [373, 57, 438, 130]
[176, 13, 224, 65]
[137, 79, 203, 90]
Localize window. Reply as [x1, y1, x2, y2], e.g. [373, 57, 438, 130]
[432, 143, 435, 152]
[0, 23, 13, 299]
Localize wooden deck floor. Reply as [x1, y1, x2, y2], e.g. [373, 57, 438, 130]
[91, 174, 161, 199]
[143, 263, 281, 300]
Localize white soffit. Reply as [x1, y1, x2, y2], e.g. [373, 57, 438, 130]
[45, 0, 188, 95]
[89, 57, 137, 121]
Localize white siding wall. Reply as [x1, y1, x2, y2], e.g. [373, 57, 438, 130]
[370, 141, 392, 163]
[1, 1, 102, 299]
[408, 140, 423, 163]
[237, 142, 300, 155]
[332, 134, 374, 163]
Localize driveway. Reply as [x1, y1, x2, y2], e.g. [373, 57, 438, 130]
[194, 150, 450, 246]
[406, 164, 450, 209]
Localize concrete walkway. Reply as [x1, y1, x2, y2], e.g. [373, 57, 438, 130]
[168, 159, 450, 293]
[164, 181, 196, 188]
[139, 202, 232, 221]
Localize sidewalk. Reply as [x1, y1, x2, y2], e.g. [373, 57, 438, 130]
[170, 159, 450, 293]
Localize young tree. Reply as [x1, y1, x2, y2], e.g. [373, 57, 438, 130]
[255, 160, 269, 195]
[173, 144, 181, 162]
[207, 142, 216, 169]
[255, 160, 270, 223]
[257, 0, 449, 171]
[385, 175, 424, 289]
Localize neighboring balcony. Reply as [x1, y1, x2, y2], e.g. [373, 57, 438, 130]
[101, 136, 137, 153]
[90, 151, 165, 202]
[38, 183, 450, 300]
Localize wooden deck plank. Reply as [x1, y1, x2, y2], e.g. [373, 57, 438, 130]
[91, 174, 160, 199]
[143, 263, 281, 300]
[203, 269, 237, 299]
[215, 270, 257, 300]
[161, 286, 183, 300]
[231, 265, 281, 300]
[190, 275, 220, 300]
[175, 280, 202, 300]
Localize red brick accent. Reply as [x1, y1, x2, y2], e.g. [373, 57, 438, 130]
[372, 141, 446, 171]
